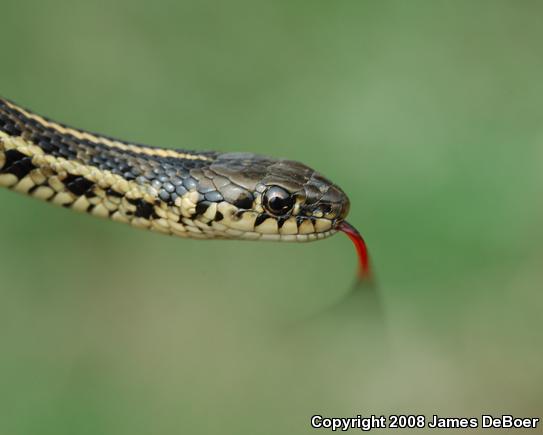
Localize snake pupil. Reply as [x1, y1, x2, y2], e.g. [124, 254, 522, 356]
[263, 186, 294, 216]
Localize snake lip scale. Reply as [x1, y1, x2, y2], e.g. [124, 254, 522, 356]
[0, 96, 370, 279]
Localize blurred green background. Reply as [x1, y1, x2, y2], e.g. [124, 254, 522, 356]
[1, 1, 542, 434]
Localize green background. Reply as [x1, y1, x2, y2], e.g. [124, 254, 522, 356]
[1, 1, 542, 434]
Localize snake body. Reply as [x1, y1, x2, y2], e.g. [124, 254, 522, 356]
[0, 97, 351, 242]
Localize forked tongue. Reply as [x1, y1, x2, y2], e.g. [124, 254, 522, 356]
[337, 221, 371, 282]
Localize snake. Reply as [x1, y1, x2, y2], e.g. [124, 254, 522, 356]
[0, 97, 370, 279]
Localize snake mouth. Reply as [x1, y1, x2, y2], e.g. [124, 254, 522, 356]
[337, 221, 371, 281]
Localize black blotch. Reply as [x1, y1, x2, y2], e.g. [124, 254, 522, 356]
[296, 216, 305, 227]
[0, 149, 35, 179]
[133, 199, 158, 219]
[233, 192, 254, 210]
[255, 213, 270, 227]
[195, 201, 210, 216]
[106, 188, 123, 198]
[15, 158, 35, 178]
[64, 174, 94, 196]
[215, 211, 224, 222]
[277, 216, 288, 228]
[8, 157, 35, 179]
[3, 149, 27, 168]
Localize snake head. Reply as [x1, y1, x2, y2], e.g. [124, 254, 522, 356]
[204, 153, 350, 241]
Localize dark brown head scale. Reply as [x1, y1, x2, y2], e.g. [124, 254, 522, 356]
[257, 159, 350, 223]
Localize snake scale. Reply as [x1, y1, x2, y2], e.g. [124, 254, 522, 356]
[0, 97, 369, 277]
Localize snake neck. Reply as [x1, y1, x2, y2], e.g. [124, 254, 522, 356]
[0, 97, 228, 238]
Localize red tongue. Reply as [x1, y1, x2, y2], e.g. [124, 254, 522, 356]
[337, 221, 371, 281]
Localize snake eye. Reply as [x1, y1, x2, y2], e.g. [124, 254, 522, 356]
[263, 186, 295, 216]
